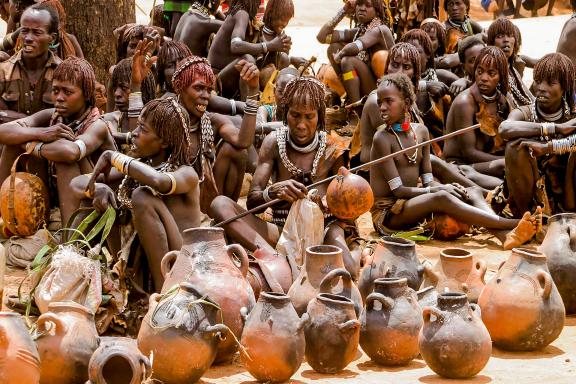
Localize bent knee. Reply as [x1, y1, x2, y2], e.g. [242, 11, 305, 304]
[240, 54, 256, 64]
[219, 141, 247, 159]
[131, 186, 156, 209]
[209, 195, 236, 220]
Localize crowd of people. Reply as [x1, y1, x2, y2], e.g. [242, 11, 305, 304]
[0, 0, 575, 295]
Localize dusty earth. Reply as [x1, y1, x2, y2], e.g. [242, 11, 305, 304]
[2, 1, 576, 383]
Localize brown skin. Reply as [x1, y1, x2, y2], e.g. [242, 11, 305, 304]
[0, 78, 115, 224]
[371, 82, 538, 247]
[73, 113, 201, 291]
[443, 60, 506, 177]
[557, 11, 576, 67]
[210, 104, 361, 278]
[449, 43, 485, 96]
[174, 8, 224, 57]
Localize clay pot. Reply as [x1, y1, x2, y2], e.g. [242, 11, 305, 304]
[539, 213, 576, 314]
[429, 214, 470, 240]
[360, 278, 422, 366]
[288, 245, 362, 316]
[419, 293, 491, 379]
[88, 337, 151, 384]
[326, 167, 374, 220]
[137, 282, 230, 383]
[421, 248, 486, 303]
[478, 248, 565, 351]
[160, 227, 255, 362]
[240, 292, 309, 383]
[252, 246, 293, 293]
[305, 293, 360, 374]
[35, 301, 99, 384]
[0, 312, 41, 384]
[317, 63, 345, 96]
[358, 236, 424, 300]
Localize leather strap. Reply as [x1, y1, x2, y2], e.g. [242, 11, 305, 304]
[6, 148, 34, 230]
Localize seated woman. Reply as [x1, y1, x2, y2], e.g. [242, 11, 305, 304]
[316, 0, 394, 114]
[72, 98, 201, 291]
[156, 40, 192, 99]
[210, 77, 362, 280]
[420, 18, 446, 60]
[444, 0, 484, 54]
[174, 0, 224, 57]
[486, 17, 534, 109]
[444, 46, 510, 178]
[450, 35, 486, 96]
[370, 72, 541, 249]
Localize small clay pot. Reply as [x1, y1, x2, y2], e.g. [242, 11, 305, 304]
[288, 245, 362, 316]
[35, 301, 100, 384]
[326, 167, 374, 220]
[252, 247, 293, 293]
[478, 248, 565, 351]
[359, 236, 424, 300]
[539, 213, 576, 314]
[305, 292, 360, 374]
[421, 248, 486, 303]
[240, 292, 309, 383]
[419, 293, 491, 379]
[360, 278, 422, 366]
[0, 312, 41, 384]
[87, 337, 151, 384]
[137, 282, 230, 383]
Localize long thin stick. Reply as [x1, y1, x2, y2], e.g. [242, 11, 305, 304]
[214, 123, 480, 227]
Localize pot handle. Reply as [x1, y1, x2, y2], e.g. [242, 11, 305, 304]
[422, 261, 439, 285]
[475, 260, 487, 283]
[297, 313, 310, 332]
[204, 323, 231, 343]
[36, 313, 67, 337]
[240, 306, 248, 324]
[160, 251, 179, 279]
[227, 244, 249, 278]
[469, 303, 482, 318]
[338, 319, 360, 334]
[537, 270, 553, 300]
[365, 292, 394, 311]
[422, 306, 444, 323]
[319, 268, 352, 295]
[497, 260, 506, 271]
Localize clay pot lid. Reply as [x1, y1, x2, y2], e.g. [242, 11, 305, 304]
[436, 292, 468, 309]
[317, 293, 355, 307]
[440, 248, 473, 260]
[547, 212, 576, 224]
[373, 277, 408, 288]
[259, 291, 291, 303]
[512, 247, 547, 262]
[380, 236, 416, 248]
[47, 301, 95, 316]
[306, 245, 342, 255]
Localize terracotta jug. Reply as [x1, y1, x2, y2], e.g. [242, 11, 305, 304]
[35, 301, 99, 384]
[137, 282, 230, 383]
[326, 167, 374, 220]
[252, 246, 293, 293]
[539, 213, 576, 314]
[0, 312, 41, 384]
[160, 227, 255, 362]
[421, 248, 486, 303]
[419, 292, 491, 379]
[359, 236, 424, 300]
[240, 292, 309, 383]
[305, 293, 360, 373]
[288, 245, 362, 316]
[87, 337, 151, 384]
[360, 278, 422, 366]
[478, 248, 565, 351]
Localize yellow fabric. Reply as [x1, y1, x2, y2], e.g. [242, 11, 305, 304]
[342, 70, 358, 81]
[260, 69, 278, 105]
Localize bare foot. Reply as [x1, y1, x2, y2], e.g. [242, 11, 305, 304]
[503, 206, 542, 250]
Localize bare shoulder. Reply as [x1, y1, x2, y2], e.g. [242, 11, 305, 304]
[413, 123, 431, 141]
[452, 88, 475, 108]
[259, 130, 279, 160]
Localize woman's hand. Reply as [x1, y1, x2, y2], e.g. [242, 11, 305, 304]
[130, 38, 157, 91]
[86, 150, 115, 198]
[268, 180, 308, 203]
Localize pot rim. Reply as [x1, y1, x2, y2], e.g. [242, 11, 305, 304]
[317, 293, 355, 306]
[437, 292, 468, 307]
[97, 351, 138, 382]
[182, 227, 224, 235]
[547, 212, 576, 223]
[259, 291, 291, 303]
[512, 247, 546, 261]
[380, 236, 416, 247]
[0, 312, 21, 318]
[440, 248, 473, 259]
[47, 301, 95, 316]
[306, 244, 342, 255]
[373, 277, 408, 287]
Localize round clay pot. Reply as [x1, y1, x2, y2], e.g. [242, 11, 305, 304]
[358, 236, 424, 300]
[419, 293, 491, 379]
[326, 167, 374, 220]
[240, 292, 309, 383]
[137, 282, 230, 383]
[539, 213, 576, 314]
[421, 248, 486, 303]
[35, 301, 99, 384]
[288, 245, 362, 316]
[305, 293, 360, 374]
[0, 312, 41, 384]
[478, 248, 565, 351]
[251, 247, 293, 293]
[160, 227, 255, 362]
[360, 278, 422, 366]
[88, 337, 151, 384]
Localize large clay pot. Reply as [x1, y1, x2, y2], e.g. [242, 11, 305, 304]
[251, 246, 293, 293]
[478, 248, 565, 351]
[240, 292, 309, 383]
[288, 245, 362, 316]
[35, 301, 99, 384]
[539, 213, 576, 314]
[305, 293, 360, 374]
[419, 293, 491, 379]
[421, 248, 486, 303]
[360, 278, 422, 366]
[358, 236, 424, 300]
[0, 312, 41, 384]
[88, 337, 151, 384]
[137, 282, 230, 383]
[160, 227, 255, 362]
[326, 167, 374, 220]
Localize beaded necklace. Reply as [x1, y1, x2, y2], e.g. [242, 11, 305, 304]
[276, 126, 326, 183]
[189, 2, 210, 18]
[388, 123, 418, 164]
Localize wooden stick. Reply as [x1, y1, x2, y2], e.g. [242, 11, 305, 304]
[214, 123, 480, 227]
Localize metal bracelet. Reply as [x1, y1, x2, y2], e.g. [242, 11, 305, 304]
[74, 139, 87, 160]
[421, 173, 433, 185]
[230, 99, 237, 115]
[263, 187, 272, 202]
[353, 40, 364, 51]
[388, 176, 402, 190]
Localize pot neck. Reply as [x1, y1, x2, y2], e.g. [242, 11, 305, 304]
[259, 292, 291, 306]
[48, 302, 94, 318]
[437, 293, 468, 311]
[511, 248, 548, 266]
[547, 213, 576, 226]
[317, 293, 355, 309]
[373, 277, 408, 298]
[182, 227, 226, 244]
[440, 248, 473, 263]
[305, 246, 345, 284]
[380, 236, 416, 258]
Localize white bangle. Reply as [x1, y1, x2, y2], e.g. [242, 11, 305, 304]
[261, 42, 268, 53]
[74, 139, 87, 160]
[230, 99, 237, 115]
[263, 187, 272, 202]
[421, 173, 433, 185]
[418, 80, 427, 93]
[232, 37, 242, 43]
[388, 176, 402, 190]
[160, 173, 177, 195]
[353, 40, 364, 51]
[425, 186, 431, 193]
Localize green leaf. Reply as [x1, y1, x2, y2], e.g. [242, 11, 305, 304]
[30, 245, 53, 270]
[69, 210, 100, 241]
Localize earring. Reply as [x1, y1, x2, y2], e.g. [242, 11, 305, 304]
[401, 111, 411, 131]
